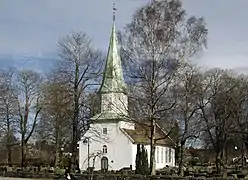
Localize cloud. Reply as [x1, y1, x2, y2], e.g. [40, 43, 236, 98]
[0, 0, 148, 55]
[0, 0, 248, 72]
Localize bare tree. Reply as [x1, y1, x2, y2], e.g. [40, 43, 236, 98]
[174, 63, 202, 175]
[88, 92, 101, 118]
[227, 75, 248, 165]
[16, 69, 42, 168]
[198, 69, 237, 172]
[57, 31, 102, 165]
[37, 71, 73, 167]
[0, 68, 18, 166]
[119, 0, 207, 175]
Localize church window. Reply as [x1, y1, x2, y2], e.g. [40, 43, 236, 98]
[161, 147, 164, 163]
[107, 103, 112, 111]
[169, 148, 172, 163]
[103, 128, 107, 134]
[103, 145, 107, 154]
[165, 148, 168, 163]
[156, 147, 159, 163]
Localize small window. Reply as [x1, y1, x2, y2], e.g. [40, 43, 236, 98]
[103, 128, 107, 134]
[107, 103, 111, 111]
[103, 145, 107, 154]
[156, 147, 159, 163]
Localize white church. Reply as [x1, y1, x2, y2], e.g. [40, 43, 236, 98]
[78, 13, 176, 172]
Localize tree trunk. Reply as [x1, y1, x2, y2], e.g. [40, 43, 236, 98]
[71, 65, 79, 168]
[6, 109, 12, 166]
[178, 143, 185, 176]
[6, 122, 12, 166]
[54, 145, 61, 167]
[215, 152, 221, 174]
[72, 103, 79, 168]
[21, 137, 26, 170]
[54, 129, 61, 167]
[241, 142, 245, 166]
[150, 144, 156, 175]
[149, 120, 156, 175]
[7, 144, 12, 166]
[223, 146, 227, 165]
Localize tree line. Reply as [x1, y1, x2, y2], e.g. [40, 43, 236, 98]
[0, 0, 245, 176]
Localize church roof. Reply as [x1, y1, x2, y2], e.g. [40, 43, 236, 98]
[91, 111, 127, 122]
[99, 22, 127, 94]
[121, 123, 176, 147]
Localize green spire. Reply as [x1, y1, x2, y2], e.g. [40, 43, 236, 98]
[99, 22, 127, 94]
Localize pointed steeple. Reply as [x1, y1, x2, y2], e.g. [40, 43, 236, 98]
[99, 3, 127, 94]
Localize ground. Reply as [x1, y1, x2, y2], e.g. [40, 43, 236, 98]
[0, 178, 44, 180]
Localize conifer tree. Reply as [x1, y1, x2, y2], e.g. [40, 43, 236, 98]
[136, 144, 149, 174]
[135, 144, 142, 174]
[141, 145, 149, 175]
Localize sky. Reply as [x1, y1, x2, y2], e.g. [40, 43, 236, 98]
[0, 0, 248, 73]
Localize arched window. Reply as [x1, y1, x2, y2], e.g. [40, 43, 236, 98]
[103, 145, 107, 154]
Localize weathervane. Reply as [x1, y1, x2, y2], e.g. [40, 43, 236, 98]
[113, 0, 117, 22]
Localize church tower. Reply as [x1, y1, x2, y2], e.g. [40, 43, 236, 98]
[92, 2, 129, 121]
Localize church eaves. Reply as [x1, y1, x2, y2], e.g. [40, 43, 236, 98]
[99, 22, 127, 94]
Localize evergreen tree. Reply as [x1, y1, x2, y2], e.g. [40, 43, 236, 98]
[136, 144, 149, 174]
[135, 144, 141, 174]
[141, 145, 149, 175]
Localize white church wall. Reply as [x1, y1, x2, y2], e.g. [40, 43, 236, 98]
[155, 146, 175, 168]
[79, 122, 133, 171]
[131, 144, 176, 170]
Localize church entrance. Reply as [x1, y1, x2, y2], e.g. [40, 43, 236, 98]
[101, 156, 108, 172]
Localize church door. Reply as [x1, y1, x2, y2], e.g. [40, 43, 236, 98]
[101, 156, 108, 172]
